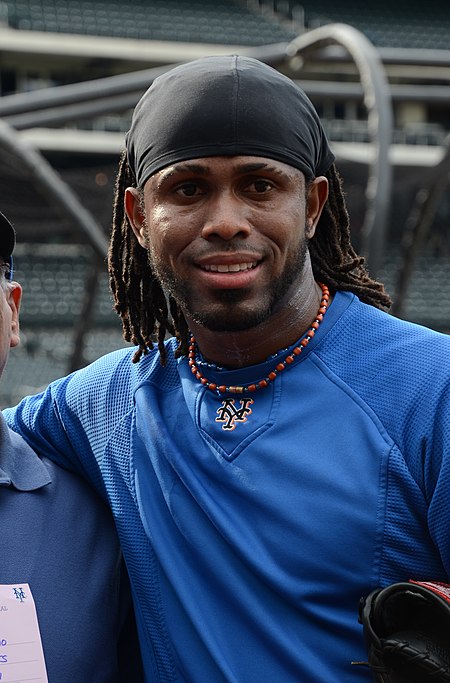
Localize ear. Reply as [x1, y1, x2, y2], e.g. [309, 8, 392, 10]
[124, 187, 148, 249]
[7, 282, 22, 349]
[305, 176, 329, 239]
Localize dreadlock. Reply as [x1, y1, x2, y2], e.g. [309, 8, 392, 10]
[309, 165, 391, 309]
[108, 150, 189, 365]
[108, 150, 391, 365]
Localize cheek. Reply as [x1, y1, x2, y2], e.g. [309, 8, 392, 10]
[149, 204, 200, 251]
[267, 204, 306, 250]
[148, 205, 172, 235]
[145, 207, 174, 250]
[145, 214, 187, 269]
[0, 302, 11, 345]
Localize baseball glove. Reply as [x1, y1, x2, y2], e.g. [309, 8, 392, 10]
[356, 580, 450, 682]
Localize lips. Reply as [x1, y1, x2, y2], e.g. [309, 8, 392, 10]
[195, 256, 262, 290]
[202, 262, 258, 273]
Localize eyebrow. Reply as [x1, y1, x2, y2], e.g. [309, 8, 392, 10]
[158, 163, 208, 180]
[158, 160, 287, 181]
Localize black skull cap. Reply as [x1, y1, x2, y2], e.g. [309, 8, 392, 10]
[127, 55, 335, 187]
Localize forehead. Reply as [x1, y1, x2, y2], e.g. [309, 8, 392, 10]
[148, 155, 304, 184]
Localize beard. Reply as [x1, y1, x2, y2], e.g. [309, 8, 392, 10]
[148, 236, 309, 333]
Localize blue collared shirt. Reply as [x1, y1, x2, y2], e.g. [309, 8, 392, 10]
[0, 416, 51, 490]
[0, 413, 143, 682]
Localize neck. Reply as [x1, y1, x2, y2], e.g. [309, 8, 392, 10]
[187, 277, 326, 369]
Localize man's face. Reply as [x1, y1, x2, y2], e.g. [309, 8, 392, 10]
[126, 155, 324, 333]
[0, 274, 21, 378]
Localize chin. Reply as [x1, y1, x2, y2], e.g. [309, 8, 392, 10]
[190, 304, 270, 333]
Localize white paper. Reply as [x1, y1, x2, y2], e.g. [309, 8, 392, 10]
[0, 583, 48, 682]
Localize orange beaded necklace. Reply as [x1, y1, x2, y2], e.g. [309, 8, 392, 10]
[188, 282, 330, 395]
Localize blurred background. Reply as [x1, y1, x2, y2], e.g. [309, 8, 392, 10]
[0, 0, 449, 406]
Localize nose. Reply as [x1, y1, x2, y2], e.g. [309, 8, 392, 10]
[201, 191, 252, 241]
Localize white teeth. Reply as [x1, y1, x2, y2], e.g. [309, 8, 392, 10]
[203, 262, 257, 273]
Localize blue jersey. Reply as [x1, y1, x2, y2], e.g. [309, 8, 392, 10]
[5, 291, 450, 682]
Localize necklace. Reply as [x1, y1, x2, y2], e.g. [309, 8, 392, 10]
[188, 282, 330, 395]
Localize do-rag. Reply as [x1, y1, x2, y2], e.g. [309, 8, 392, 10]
[126, 55, 335, 187]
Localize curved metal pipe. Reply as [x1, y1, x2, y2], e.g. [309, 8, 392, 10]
[287, 23, 393, 275]
[0, 118, 109, 373]
[0, 118, 108, 257]
[0, 44, 289, 118]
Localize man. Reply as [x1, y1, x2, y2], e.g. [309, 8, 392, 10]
[5, 56, 450, 682]
[0, 211, 143, 681]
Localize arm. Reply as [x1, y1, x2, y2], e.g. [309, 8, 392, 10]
[4, 346, 137, 497]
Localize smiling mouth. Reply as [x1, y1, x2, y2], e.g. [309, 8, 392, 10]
[202, 262, 258, 273]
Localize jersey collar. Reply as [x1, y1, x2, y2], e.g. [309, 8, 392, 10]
[0, 414, 51, 491]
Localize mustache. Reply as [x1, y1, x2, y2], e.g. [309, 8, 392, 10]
[190, 242, 264, 259]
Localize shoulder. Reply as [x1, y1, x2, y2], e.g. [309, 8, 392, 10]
[316, 291, 450, 454]
[58, 337, 179, 406]
[320, 291, 450, 376]
[49, 338, 180, 438]
[39, 456, 115, 518]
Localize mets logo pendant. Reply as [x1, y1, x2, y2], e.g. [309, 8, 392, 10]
[215, 398, 254, 431]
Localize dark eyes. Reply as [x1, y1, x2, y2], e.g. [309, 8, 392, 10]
[174, 178, 274, 198]
[175, 182, 201, 197]
[249, 179, 273, 194]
